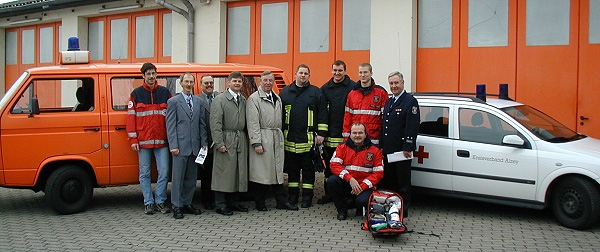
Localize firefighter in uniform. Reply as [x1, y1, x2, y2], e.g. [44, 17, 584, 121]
[280, 64, 328, 208]
[343, 63, 388, 146]
[327, 122, 384, 220]
[380, 71, 420, 217]
[318, 60, 357, 204]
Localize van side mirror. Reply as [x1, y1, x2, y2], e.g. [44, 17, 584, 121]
[502, 134, 525, 147]
[29, 97, 40, 117]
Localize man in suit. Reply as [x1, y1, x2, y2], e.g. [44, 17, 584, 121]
[197, 75, 219, 210]
[166, 72, 208, 219]
[380, 71, 420, 217]
[210, 71, 249, 216]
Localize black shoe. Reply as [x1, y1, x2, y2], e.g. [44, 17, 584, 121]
[301, 199, 312, 208]
[172, 207, 184, 219]
[317, 195, 333, 204]
[216, 207, 234, 216]
[255, 202, 268, 211]
[337, 210, 348, 220]
[203, 203, 215, 210]
[182, 205, 202, 215]
[230, 204, 249, 212]
[355, 208, 364, 217]
[276, 202, 299, 211]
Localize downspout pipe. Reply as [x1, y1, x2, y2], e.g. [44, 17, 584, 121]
[156, 0, 195, 62]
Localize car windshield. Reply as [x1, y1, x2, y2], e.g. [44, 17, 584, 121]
[501, 105, 585, 143]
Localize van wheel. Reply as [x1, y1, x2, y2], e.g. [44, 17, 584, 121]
[45, 165, 93, 214]
[551, 177, 600, 230]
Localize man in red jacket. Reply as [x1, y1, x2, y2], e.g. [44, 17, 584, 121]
[327, 122, 384, 220]
[126, 62, 172, 215]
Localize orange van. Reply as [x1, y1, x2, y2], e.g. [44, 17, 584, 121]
[0, 53, 289, 214]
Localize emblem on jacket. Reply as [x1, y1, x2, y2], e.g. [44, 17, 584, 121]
[366, 152, 374, 161]
[373, 95, 380, 103]
[412, 106, 418, 114]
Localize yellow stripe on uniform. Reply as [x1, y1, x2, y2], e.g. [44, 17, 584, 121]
[288, 182, 300, 188]
[301, 183, 314, 189]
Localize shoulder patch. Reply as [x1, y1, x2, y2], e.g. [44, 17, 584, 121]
[128, 101, 134, 109]
[412, 106, 418, 114]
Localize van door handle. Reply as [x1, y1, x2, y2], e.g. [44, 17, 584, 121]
[115, 126, 126, 130]
[457, 150, 470, 158]
[84, 127, 100, 132]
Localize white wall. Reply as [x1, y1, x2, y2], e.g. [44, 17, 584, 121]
[370, 0, 417, 92]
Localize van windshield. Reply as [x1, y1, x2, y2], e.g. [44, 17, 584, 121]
[501, 105, 584, 143]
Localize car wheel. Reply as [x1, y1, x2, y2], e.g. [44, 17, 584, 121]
[551, 177, 600, 230]
[45, 165, 93, 214]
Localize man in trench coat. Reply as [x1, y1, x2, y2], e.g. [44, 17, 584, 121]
[246, 71, 299, 211]
[210, 71, 249, 216]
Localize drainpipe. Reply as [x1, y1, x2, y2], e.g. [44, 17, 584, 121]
[156, 0, 194, 62]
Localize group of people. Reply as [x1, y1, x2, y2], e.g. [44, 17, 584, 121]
[125, 61, 420, 220]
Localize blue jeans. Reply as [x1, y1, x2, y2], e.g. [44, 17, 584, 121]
[138, 147, 169, 205]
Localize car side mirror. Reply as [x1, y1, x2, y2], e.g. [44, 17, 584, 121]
[502, 134, 525, 147]
[29, 97, 40, 117]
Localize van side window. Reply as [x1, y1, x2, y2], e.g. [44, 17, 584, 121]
[11, 78, 95, 114]
[110, 77, 177, 111]
[419, 106, 449, 137]
[458, 108, 520, 145]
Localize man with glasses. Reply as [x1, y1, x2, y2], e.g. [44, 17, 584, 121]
[198, 75, 219, 210]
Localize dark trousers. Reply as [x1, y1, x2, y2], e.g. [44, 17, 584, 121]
[215, 191, 240, 209]
[199, 153, 215, 206]
[250, 182, 289, 206]
[326, 175, 372, 212]
[382, 158, 412, 212]
[284, 151, 314, 202]
[171, 154, 197, 207]
[322, 146, 336, 197]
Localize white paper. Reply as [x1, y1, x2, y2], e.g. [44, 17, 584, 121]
[195, 147, 208, 164]
[386, 151, 413, 163]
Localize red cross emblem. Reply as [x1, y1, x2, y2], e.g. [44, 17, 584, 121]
[413, 145, 429, 164]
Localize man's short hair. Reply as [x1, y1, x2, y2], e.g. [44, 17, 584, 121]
[140, 62, 156, 74]
[179, 72, 194, 82]
[358, 63, 372, 72]
[261, 70, 273, 77]
[228, 71, 244, 81]
[388, 71, 404, 80]
[351, 121, 367, 132]
[332, 60, 346, 70]
[200, 74, 213, 82]
[296, 64, 310, 73]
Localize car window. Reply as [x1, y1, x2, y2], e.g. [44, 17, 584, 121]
[419, 106, 449, 137]
[11, 78, 95, 114]
[459, 108, 520, 145]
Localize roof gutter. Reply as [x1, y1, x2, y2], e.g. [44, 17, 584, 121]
[155, 0, 194, 62]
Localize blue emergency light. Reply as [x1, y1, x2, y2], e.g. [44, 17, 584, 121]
[499, 84, 509, 100]
[476, 84, 486, 102]
[67, 36, 80, 51]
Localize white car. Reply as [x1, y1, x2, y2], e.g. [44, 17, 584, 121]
[412, 91, 600, 230]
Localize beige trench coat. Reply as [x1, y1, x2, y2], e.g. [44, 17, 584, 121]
[246, 89, 285, 185]
[210, 90, 248, 192]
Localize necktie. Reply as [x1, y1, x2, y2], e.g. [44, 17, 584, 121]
[266, 94, 272, 104]
[187, 97, 193, 113]
[207, 95, 213, 106]
[235, 95, 240, 105]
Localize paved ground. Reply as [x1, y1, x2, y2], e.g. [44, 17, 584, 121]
[1, 173, 600, 251]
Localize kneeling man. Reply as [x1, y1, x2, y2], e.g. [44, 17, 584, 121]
[327, 122, 384, 220]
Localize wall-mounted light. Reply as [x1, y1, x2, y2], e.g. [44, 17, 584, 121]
[9, 18, 42, 25]
[99, 3, 142, 13]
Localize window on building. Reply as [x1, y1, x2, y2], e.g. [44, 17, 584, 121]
[163, 13, 172, 57]
[468, 0, 508, 47]
[299, 0, 329, 53]
[39, 26, 54, 63]
[418, 0, 452, 48]
[11, 78, 95, 114]
[526, 0, 570, 46]
[227, 6, 251, 55]
[89, 21, 104, 60]
[136, 15, 155, 58]
[342, 0, 370, 50]
[22, 29, 35, 64]
[419, 106, 449, 137]
[6, 31, 17, 65]
[111, 18, 129, 60]
[261, 2, 288, 54]
[591, 0, 600, 44]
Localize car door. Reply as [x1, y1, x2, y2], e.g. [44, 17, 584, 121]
[0, 76, 103, 185]
[452, 106, 538, 200]
[411, 104, 453, 191]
